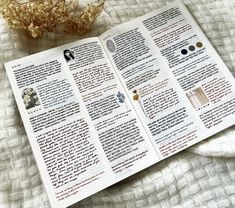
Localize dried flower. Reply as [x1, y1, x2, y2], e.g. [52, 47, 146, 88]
[132, 89, 148, 118]
[117, 91, 128, 109]
[132, 89, 139, 101]
[0, 0, 104, 38]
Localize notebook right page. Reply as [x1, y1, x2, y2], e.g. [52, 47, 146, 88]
[99, 0, 235, 159]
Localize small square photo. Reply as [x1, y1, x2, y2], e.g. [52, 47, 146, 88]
[186, 87, 209, 109]
[22, 88, 40, 110]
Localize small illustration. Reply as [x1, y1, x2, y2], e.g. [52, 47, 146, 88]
[63, 49, 75, 62]
[22, 88, 40, 110]
[106, 39, 116, 53]
[117, 91, 125, 103]
[132, 89, 148, 117]
[132, 89, 140, 101]
[116, 91, 128, 109]
[186, 87, 209, 109]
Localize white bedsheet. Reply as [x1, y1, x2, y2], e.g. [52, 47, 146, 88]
[1, 0, 235, 207]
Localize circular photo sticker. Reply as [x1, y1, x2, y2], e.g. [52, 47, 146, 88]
[22, 88, 40, 110]
[106, 39, 116, 53]
[64, 49, 75, 62]
[196, 42, 203, 48]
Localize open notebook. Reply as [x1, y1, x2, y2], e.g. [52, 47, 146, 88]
[5, 0, 235, 207]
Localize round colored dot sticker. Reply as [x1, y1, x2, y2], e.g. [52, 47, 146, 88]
[189, 45, 195, 51]
[181, 49, 188, 55]
[196, 42, 203, 48]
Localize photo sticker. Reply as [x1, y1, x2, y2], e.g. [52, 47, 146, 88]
[106, 39, 116, 53]
[22, 88, 40, 110]
[186, 87, 209, 109]
[64, 49, 75, 62]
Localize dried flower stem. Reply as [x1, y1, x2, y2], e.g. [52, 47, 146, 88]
[0, 0, 104, 37]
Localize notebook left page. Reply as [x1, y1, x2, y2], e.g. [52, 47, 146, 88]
[5, 37, 158, 207]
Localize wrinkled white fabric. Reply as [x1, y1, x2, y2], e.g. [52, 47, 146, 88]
[1, 0, 235, 207]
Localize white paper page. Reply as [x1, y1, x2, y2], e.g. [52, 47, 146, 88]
[163, 0, 235, 134]
[5, 37, 158, 207]
[99, 0, 235, 159]
[140, 0, 235, 146]
[62, 38, 159, 180]
[5, 38, 113, 208]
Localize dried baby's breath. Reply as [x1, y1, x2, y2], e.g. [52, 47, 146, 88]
[0, 0, 104, 37]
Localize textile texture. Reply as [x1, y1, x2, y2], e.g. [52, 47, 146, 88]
[1, 0, 235, 207]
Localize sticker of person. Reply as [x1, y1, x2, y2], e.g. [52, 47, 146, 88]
[63, 49, 75, 62]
